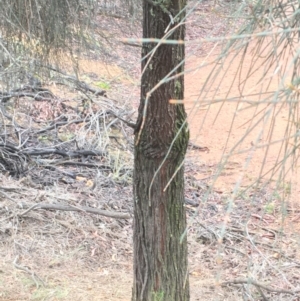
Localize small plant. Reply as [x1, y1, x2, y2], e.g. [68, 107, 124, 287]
[152, 291, 164, 301]
[272, 191, 282, 201]
[58, 132, 75, 142]
[283, 182, 291, 196]
[264, 202, 275, 214]
[37, 135, 49, 141]
[94, 80, 110, 90]
[30, 286, 69, 300]
[109, 149, 132, 185]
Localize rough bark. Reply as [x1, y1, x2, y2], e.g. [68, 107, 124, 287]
[132, 0, 189, 300]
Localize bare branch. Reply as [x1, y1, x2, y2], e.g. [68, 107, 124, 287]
[18, 202, 131, 219]
[222, 279, 300, 296]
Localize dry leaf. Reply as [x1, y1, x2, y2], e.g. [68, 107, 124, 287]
[76, 176, 87, 182]
[86, 179, 94, 188]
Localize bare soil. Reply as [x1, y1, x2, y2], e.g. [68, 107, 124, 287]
[185, 50, 300, 200]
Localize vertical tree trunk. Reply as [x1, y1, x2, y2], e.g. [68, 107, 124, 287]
[132, 1, 189, 300]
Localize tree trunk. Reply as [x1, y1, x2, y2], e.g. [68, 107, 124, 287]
[132, 1, 189, 300]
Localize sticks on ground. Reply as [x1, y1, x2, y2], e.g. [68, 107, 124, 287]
[18, 202, 131, 219]
[13, 255, 45, 288]
[222, 279, 300, 296]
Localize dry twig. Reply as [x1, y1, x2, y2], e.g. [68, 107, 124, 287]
[222, 279, 300, 296]
[13, 255, 45, 288]
[18, 202, 131, 219]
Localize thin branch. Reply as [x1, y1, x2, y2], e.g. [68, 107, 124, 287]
[121, 41, 142, 48]
[17, 202, 131, 219]
[13, 255, 45, 288]
[0, 189, 18, 204]
[107, 110, 136, 129]
[222, 279, 300, 296]
[256, 285, 269, 301]
[23, 148, 105, 158]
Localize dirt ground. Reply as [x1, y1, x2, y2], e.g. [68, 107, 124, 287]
[1, 1, 300, 301]
[185, 50, 300, 200]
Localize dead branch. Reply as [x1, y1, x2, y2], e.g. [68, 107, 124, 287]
[222, 279, 300, 296]
[185, 198, 199, 207]
[188, 141, 209, 152]
[65, 76, 107, 96]
[18, 202, 131, 219]
[0, 104, 26, 128]
[0, 185, 23, 192]
[256, 285, 269, 301]
[121, 41, 142, 48]
[52, 160, 112, 169]
[13, 255, 45, 288]
[35, 109, 131, 134]
[0, 87, 54, 102]
[0, 143, 28, 175]
[106, 109, 136, 129]
[0, 189, 18, 204]
[23, 148, 105, 158]
[35, 118, 91, 134]
[97, 11, 126, 19]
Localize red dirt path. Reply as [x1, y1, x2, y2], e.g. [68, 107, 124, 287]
[185, 48, 300, 201]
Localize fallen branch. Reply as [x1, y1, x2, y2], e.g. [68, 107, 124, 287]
[106, 109, 136, 129]
[98, 11, 125, 19]
[52, 160, 112, 169]
[188, 141, 209, 151]
[222, 279, 300, 296]
[36, 64, 107, 97]
[121, 41, 142, 48]
[0, 104, 26, 128]
[67, 77, 107, 96]
[0, 143, 28, 175]
[35, 108, 125, 134]
[185, 198, 199, 207]
[23, 148, 105, 158]
[0, 87, 54, 102]
[13, 255, 45, 288]
[35, 117, 91, 134]
[17, 202, 131, 219]
[0, 189, 18, 204]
